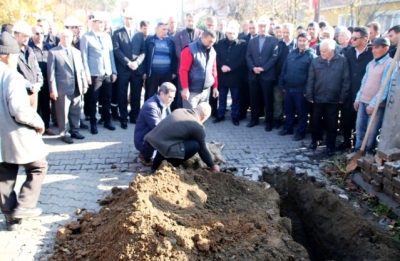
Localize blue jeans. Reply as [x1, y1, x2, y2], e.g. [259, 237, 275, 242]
[218, 86, 240, 119]
[283, 91, 308, 136]
[355, 102, 385, 152]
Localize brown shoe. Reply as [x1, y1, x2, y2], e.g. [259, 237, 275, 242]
[45, 128, 56, 136]
[138, 152, 152, 166]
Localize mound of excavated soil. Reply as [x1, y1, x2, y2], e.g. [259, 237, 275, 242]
[49, 163, 309, 261]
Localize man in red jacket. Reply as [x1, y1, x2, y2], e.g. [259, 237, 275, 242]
[179, 29, 219, 109]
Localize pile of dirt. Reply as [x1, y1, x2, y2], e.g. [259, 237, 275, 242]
[49, 163, 309, 261]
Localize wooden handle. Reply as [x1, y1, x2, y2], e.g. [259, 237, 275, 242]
[360, 41, 400, 152]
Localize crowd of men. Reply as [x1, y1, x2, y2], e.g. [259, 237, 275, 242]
[1, 8, 400, 230]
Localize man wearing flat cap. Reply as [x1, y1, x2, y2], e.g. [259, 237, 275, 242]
[0, 31, 48, 231]
[354, 37, 393, 155]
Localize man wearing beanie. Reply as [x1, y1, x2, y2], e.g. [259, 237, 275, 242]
[0, 31, 48, 231]
[13, 21, 44, 111]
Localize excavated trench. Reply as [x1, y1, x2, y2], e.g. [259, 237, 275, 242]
[262, 169, 400, 261]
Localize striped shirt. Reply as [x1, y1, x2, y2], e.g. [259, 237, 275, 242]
[152, 38, 171, 73]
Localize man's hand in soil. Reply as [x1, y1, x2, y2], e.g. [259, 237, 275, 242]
[211, 165, 220, 173]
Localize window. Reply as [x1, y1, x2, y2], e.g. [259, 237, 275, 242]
[375, 11, 400, 32]
[338, 14, 356, 27]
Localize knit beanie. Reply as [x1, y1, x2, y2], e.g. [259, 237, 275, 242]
[0, 31, 20, 54]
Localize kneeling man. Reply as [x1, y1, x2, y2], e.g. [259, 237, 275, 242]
[144, 103, 220, 173]
[134, 82, 176, 166]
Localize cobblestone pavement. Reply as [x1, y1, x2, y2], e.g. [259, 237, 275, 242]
[0, 112, 311, 261]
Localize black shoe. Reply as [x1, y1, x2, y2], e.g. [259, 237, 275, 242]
[70, 132, 85, 139]
[292, 134, 305, 141]
[129, 119, 137, 124]
[278, 129, 293, 136]
[79, 121, 89, 130]
[265, 123, 272, 132]
[336, 141, 351, 151]
[273, 120, 282, 129]
[232, 119, 239, 126]
[104, 122, 116, 131]
[246, 120, 259, 128]
[91, 124, 98, 134]
[326, 147, 335, 157]
[308, 142, 317, 150]
[12, 207, 42, 219]
[98, 117, 104, 124]
[61, 136, 74, 144]
[121, 121, 128, 129]
[212, 117, 225, 123]
[4, 214, 21, 231]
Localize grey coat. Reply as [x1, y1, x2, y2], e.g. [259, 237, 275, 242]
[0, 62, 48, 164]
[80, 31, 117, 77]
[48, 46, 88, 96]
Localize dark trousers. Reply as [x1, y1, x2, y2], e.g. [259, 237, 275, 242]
[249, 77, 274, 123]
[37, 82, 51, 129]
[152, 140, 200, 171]
[340, 97, 357, 144]
[110, 78, 119, 115]
[218, 86, 240, 120]
[141, 141, 155, 161]
[0, 158, 47, 214]
[170, 76, 180, 111]
[118, 71, 143, 122]
[311, 103, 340, 149]
[83, 92, 90, 117]
[283, 91, 308, 136]
[87, 75, 112, 125]
[209, 89, 218, 118]
[239, 81, 250, 119]
[145, 71, 172, 101]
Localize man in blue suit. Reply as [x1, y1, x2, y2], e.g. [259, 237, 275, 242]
[80, 12, 117, 134]
[134, 82, 176, 166]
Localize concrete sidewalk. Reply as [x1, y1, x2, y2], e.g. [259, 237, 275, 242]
[0, 114, 309, 261]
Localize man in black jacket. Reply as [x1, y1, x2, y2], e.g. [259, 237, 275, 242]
[29, 26, 56, 136]
[246, 15, 279, 131]
[338, 27, 373, 150]
[112, 8, 146, 128]
[307, 39, 350, 156]
[213, 21, 247, 126]
[279, 33, 316, 141]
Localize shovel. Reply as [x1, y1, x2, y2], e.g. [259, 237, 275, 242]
[346, 42, 400, 173]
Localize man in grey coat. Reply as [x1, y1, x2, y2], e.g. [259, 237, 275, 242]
[81, 12, 117, 134]
[48, 29, 88, 144]
[0, 32, 48, 231]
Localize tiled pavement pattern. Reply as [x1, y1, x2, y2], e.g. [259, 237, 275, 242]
[0, 113, 310, 261]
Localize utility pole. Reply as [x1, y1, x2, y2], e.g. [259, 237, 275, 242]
[313, 0, 320, 22]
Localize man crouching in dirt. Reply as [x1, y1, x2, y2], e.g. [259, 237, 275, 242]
[145, 102, 220, 173]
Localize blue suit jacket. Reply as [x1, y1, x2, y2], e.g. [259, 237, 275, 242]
[134, 94, 168, 151]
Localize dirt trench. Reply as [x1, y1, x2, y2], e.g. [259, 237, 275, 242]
[264, 170, 400, 261]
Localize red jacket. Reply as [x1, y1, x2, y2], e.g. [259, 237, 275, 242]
[179, 47, 218, 90]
